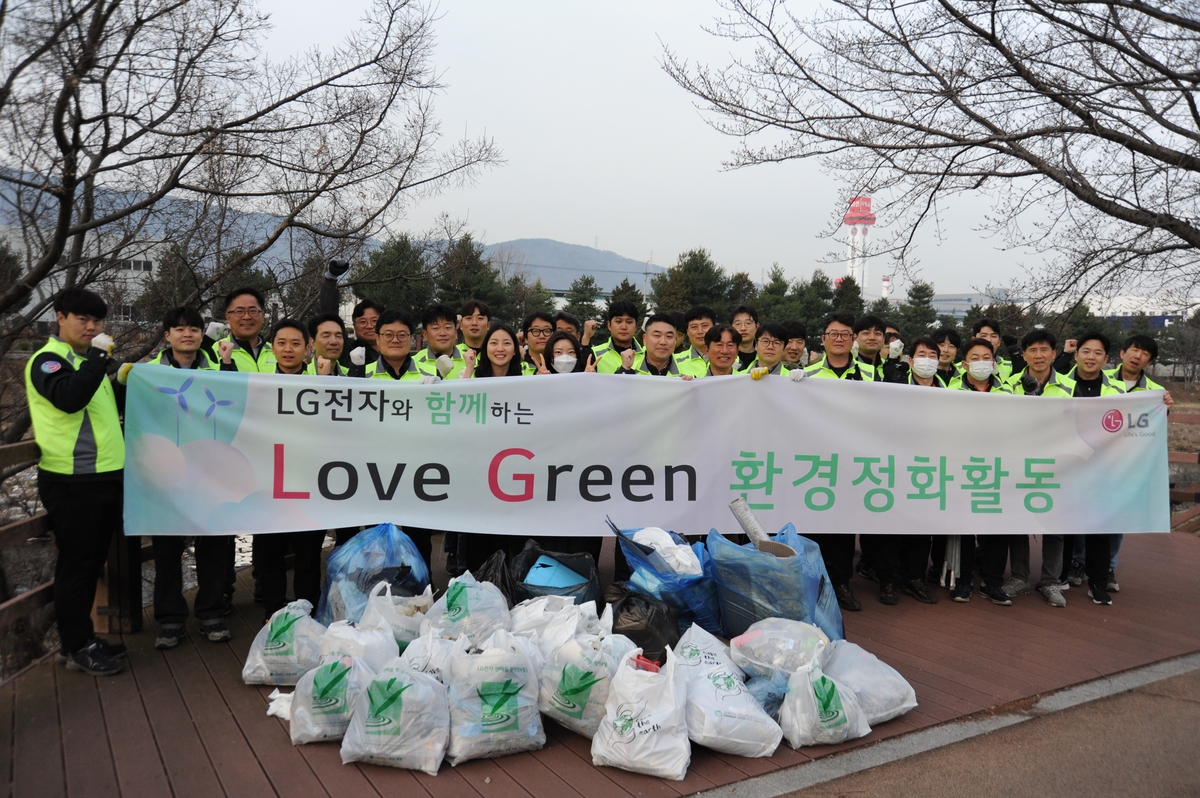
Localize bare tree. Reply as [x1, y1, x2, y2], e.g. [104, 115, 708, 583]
[663, 0, 1200, 309]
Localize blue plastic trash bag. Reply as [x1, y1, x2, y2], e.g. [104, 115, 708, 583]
[707, 524, 843, 640]
[317, 523, 431, 625]
[608, 519, 722, 635]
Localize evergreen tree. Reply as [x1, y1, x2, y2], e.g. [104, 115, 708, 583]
[831, 275, 864, 315]
[563, 274, 602, 322]
[435, 234, 509, 317]
[650, 248, 729, 315]
[501, 275, 556, 325]
[725, 271, 759, 317]
[867, 297, 893, 319]
[135, 243, 204, 325]
[792, 269, 835, 333]
[608, 277, 644, 319]
[897, 279, 937, 340]
[757, 265, 793, 323]
[352, 236, 437, 319]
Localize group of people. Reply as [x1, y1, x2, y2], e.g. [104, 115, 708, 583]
[24, 284, 1172, 676]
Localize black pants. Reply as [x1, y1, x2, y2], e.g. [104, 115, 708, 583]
[334, 527, 360, 546]
[804, 533, 856, 586]
[980, 534, 1023, 590]
[873, 534, 932, 586]
[253, 531, 328, 618]
[152, 535, 230, 625]
[39, 478, 121, 654]
[1082, 534, 1111, 588]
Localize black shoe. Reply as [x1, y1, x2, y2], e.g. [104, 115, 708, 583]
[981, 585, 1012, 606]
[952, 582, 972, 603]
[835, 583, 861, 612]
[200, 622, 232, 643]
[1067, 560, 1086, 586]
[856, 561, 879, 584]
[879, 582, 898, 606]
[1088, 583, 1113, 605]
[154, 626, 186, 650]
[1105, 569, 1120, 593]
[926, 566, 944, 587]
[56, 636, 128, 664]
[903, 579, 938, 605]
[65, 640, 124, 676]
[221, 594, 234, 617]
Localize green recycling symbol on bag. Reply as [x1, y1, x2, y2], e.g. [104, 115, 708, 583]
[263, 609, 302, 656]
[445, 582, 470, 622]
[365, 677, 410, 735]
[478, 679, 522, 733]
[812, 673, 847, 728]
[311, 659, 352, 715]
[550, 664, 603, 719]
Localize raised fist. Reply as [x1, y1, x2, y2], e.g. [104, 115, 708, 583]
[91, 333, 115, 356]
[218, 340, 235, 363]
[620, 348, 637, 370]
[316, 356, 333, 375]
[349, 346, 367, 366]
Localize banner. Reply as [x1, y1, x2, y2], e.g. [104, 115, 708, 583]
[123, 366, 1169, 537]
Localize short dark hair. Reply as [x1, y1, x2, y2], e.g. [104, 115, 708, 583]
[931, 327, 962, 348]
[270, 318, 309, 344]
[224, 287, 265, 312]
[1020, 328, 1057, 351]
[1076, 330, 1111, 354]
[162, 306, 203, 332]
[544, 330, 582, 372]
[521, 311, 555, 334]
[607, 300, 639, 323]
[55, 288, 108, 319]
[821, 310, 856, 331]
[907, 336, 940, 358]
[972, 318, 1001, 336]
[375, 308, 415, 335]
[421, 303, 457, 329]
[644, 313, 676, 331]
[853, 314, 887, 335]
[476, 323, 523, 377]
[351, 298, 384, 320]
[961, 337, 996, 359]
[668, 311, 686, 332]
[459, 299, 491, 319]
[782, 320, 807, 342]
[1121, 334, 1158, 363]
[307, 312, 345, 338]
[705, 324, 742, 347]
[883, 319, 900, 333]
[755, 322, 788, 343]
[554, 311, 581, 332]
[684, 305, 717, 325]
[730, 305, 759, 324]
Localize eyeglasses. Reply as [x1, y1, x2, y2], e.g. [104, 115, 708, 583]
[823, 331, 852, 341]
[378, 332, 411, 343]
[757, 338, 783, 349]
[227, 308, 263, 318]
[527, 327, 553, 338]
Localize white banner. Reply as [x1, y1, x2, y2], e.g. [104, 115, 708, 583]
[124, 367, 1170, 536]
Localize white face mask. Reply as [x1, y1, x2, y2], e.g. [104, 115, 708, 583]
[967, 360, 995, 380]
[911, 357, 938, 378]
[553, 355, 577, 374]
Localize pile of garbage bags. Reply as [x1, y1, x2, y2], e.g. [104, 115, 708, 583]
[246, 575, 915, 780]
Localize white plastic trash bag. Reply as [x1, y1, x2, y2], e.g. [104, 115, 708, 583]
[399, 629, 471, 683]
[823, 639, 917, 725]
[243, 600, 326, 685]
[510, 595, 575, 637]
[730, 618, 831, 681]
[319, 618, 400, 674]
[780, 660, 871, 748]
[539, 610, 637, 739]
[675, 624, 740, 682]
[360, 583, 433, 653]
[267, 689, 293, 720]
[290, 654, 373, 745]
[445, 630, 545, 765]
[591, 647, 690, 781]
[535, 600, 601, 660]
[423, 572, 511, 645]
[684, 668, 782, 758]
[340, 659, 449, 776]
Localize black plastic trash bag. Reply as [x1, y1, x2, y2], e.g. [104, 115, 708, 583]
[509, 539, 603, 606]
[475, 549, 519, 608]
[604, 582, 680, 665]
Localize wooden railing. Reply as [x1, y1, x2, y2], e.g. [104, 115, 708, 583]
[1169, 413, 1200, 534]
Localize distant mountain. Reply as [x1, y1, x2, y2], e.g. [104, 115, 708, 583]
[482, 238, 664, 294]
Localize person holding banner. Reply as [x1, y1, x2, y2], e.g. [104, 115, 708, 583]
[357, 310, 427, 381]
[413, 304, 467, 380]
[590, 301, 643, 374]
[736, 323, 791, 377]
[304, 313, 347, 376]
[538, 331, 594, 374]
[702, 325, 742, 377]
[617, 314, 686, 377]
[214, 288, 276, 373]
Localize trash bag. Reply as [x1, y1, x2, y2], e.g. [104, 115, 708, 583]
[591, 647, 690, 781]
[684, 667, 783, 758]
[539, 605, 637, 739]
[779, 660, 871, 748]
[730, 618, 830, 681]
[509, 539, 604, 606]
[707, 525, 843, 640]
[445, 629, 545, 765]
[319, 617, 400, 674]
[608, 520, 722, 635]
[823, 640, 917, 725]
[745, 675, 789, 723]
[475, 549, 519, 608]
[423, 571, 512, 645]
[290, 654, 373, 745]
[399, 629, 471, 683]
[533, 600, 603, 660]
[359, 583, 433, 653]
[318, 523, 431, 625]
[340, 659, 449, 775]
[510, 595, 576, 638]
[604, 582, 680, 665]
[674, 624, 740, 683]
[243, 600, 326, 685]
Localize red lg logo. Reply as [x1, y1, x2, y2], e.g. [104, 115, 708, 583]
[1102, 410, 1124, 433]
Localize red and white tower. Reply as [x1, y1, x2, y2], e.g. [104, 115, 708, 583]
[843, 196, 876, 290]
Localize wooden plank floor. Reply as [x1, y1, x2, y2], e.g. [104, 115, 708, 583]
[4, 530, 1200, 798]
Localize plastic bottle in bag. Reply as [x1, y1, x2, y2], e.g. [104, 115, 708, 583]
[242, 600, 326, 685]
[340, 659, 449, 775]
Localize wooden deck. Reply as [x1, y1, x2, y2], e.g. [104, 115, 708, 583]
[4, 529, 1200, 798]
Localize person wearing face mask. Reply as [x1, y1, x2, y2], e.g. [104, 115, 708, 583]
[949, 338, 1013, 393]
[971, 318, 1024, 381]
[931, 327, 962, 385]
[536, 331, 597, 374]
[900, 337, 946, 387]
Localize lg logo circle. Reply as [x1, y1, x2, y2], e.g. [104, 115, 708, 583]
[1102, 410, 1124, 433]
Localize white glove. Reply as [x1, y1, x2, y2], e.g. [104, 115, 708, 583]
[790, 367, 808, 382]
[91, 333, 115, 355]
[350, 346, 366, 366]
[435, 354, 455, 378]
[419, 375, 438, 385]
[205, 321, 229, 340]
[117, 362, 134, 384]
[850, 340, 860, 358]
[889, 339, 904, 359]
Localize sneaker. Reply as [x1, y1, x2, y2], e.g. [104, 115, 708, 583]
[200, 622, 232, 643]
[981, 585, 1012, 606]
[56, 636, 128, 664]
[1038, 584, 1067, 608]
[1089, 584, 1113, 605]
[856, 561, 879, 584]
[951, 582, 972, 603]
[835, 583, 862, 612]
[879, 582, 898, 606]
[1066, 560, 1086, 586]
[154, 626, 187, 650]
[1106, 569, 1120, 593]
[1001, 577, 1032, 597]
[903, 579, 938, 605]
[1057, 580, 1071, 592]
[65, 640, 124, 676]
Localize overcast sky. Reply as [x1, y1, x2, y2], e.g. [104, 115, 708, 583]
[260, 0, 1036, 298]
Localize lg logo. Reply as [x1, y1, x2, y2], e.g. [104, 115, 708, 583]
[1103, 410, 1150, 433]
